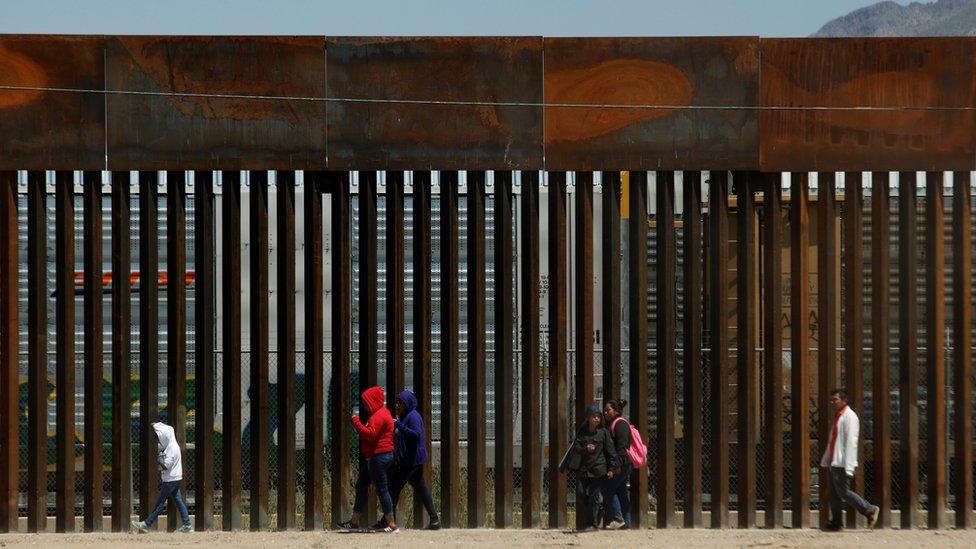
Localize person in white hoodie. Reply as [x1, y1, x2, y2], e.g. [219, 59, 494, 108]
[132, 422, 192, 533]
[820, 389, 880, 531]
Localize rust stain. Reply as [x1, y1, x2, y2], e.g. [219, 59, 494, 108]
[119, 39, 307, 123]
[0, 43, 47, 109]
[545, 59, 693, 141]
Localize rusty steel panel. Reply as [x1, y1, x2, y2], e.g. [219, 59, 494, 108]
[0, 36, 105, 169]
[326, 37, 543, 170]
[106, 36, 327, 170]
[543, 38, 759, 171]
[760, 38, 976, 171]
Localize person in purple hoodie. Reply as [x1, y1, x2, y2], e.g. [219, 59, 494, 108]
[388, 390, 440, 530]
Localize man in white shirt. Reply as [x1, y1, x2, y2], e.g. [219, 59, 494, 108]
[821, 389, 880, 531]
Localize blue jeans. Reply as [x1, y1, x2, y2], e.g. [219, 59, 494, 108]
[353, 452, 395, 516]
[605, 462, 633, 526]
[144, 480, 190, 527]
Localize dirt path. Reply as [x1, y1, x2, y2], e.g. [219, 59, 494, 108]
[2, 528, 976, 548]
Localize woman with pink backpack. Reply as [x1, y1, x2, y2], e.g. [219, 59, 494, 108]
[603, 399, 647, 529]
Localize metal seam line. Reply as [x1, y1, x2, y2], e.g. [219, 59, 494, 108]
[1, 84, 974, 111]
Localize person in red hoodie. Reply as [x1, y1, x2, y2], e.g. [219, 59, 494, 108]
[339, 385, 398, 533]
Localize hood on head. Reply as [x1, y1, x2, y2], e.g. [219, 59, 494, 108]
[361, 386, 386, 414]
[585, 403, 601, 419]
[396, 390, 418, 412]
[152, 422, 175, 448]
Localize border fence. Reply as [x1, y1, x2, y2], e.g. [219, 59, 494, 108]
[0, 35, 975, 532]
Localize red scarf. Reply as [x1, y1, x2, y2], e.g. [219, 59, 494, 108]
[827, 405, 848, 462]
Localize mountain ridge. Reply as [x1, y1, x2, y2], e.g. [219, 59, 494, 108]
[813, 0, 976, 37]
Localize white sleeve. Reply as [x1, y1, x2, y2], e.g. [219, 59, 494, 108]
[844, 412, 859, 477]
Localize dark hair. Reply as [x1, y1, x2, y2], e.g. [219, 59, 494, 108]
[831, 388, 848, 402]
[605, 399, 628, 414]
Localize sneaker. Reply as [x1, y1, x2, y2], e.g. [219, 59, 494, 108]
[179, 524, 193, 533]
[425, 520, 441, 530]
[370, 519, 387, 531]
[131, 520, 150, 533]
[823, 522, 842, 532]
[867, 506, 880, 529]
[606, 520, 625, 530]
[579, 525, 599, 533]
[379, 525, 400, 534]
[337, 520, 359, 531]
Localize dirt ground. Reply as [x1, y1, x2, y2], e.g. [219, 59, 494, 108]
[2, 528, 976, 549]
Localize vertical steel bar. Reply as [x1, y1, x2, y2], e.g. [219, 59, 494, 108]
[0, 171, 17, 533]
[55, 170, 76, 532]
[737, 172, 758, 528]
[303, 172, 325, 530]
[871, 172, 892, 528]
[790, 173, 811, 529]
[601, 172, 622, 401]
[166, 171, 187, 531]
[194, 170, 216, 531]
[708, 170, 730, 529]
[467, 171, 488, 528]
[817, 172, 839, 530]
[110, 171, 132, 532]
[412, 172, 434, 528]
[925, 171, 946, 529]
[276, 171, 297, 530]
[574, 171, 595, 531]
[898, 171, 919, 529]
[951, 171, 972, 529]
[138, 171, 159, 524]
[358, 171, 378, 526]
[627, 171, 648, 528]
[27, 171, 48, 532]
[520, 171, 542, 528]
[547, 172, 568, 529]
[330, 173, 352, 527]
[83, 171, 104, 532]
[250, 170, 270, 531]
[439, 171, 460, 528]
[222, 171, 243, 531]
[493, 171, 515, 529]
[450, 171, 485, 526]
[843, 172, 865, 529]
[762, 173, 784, 529]
[683, 171, 704, 528]
[654, 171, 676, 528]
[387, 171, 405, 409]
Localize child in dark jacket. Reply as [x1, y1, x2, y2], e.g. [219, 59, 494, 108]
[388, 390, 440, 529]
[562, 403, 618, 531]
[340, 385, 398, 533]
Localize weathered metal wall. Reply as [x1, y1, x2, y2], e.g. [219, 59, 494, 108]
[0, 36, 974, 532]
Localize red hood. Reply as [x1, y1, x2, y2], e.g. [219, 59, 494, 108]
[361, 386, 385, 414]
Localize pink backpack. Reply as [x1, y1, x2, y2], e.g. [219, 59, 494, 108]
[611, 417, 647, 469]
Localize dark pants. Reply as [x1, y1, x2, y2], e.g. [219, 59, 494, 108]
[828, 467, 873, 526]
[390, 463, 439, 523]
[605, 462, 633, 526]
[353, 452, 395, 516]
[576, 477, 607, 528]
[144, 480, 189, 527]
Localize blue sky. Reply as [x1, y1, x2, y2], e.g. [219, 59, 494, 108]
[1, 0, 879, 37]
